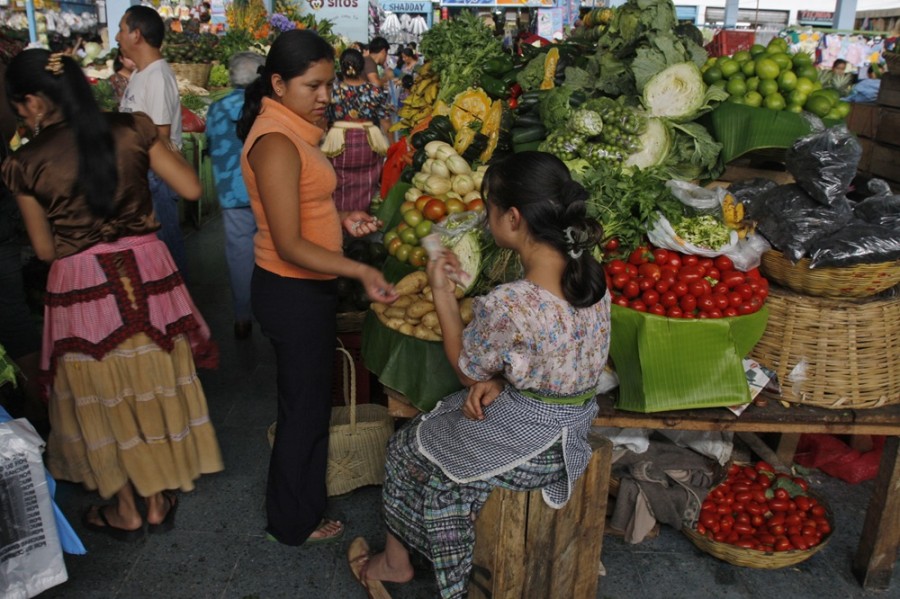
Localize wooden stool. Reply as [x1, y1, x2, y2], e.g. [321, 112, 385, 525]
[469, 434, 613, 599]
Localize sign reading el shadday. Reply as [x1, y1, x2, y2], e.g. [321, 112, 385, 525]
[304, 0, 369, 43]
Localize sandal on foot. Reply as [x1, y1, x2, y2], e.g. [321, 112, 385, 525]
[82, 505, 145, 543]
[305, 519, 344, 545]
[347, 537, 392, 599]
[147, 491, 178, 534]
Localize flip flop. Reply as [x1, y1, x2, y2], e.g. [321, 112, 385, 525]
[147, 491, 178, 534]
[82, 505, 145, 543]
[305, 519, 345, 545]
[347, 537, 392, 599]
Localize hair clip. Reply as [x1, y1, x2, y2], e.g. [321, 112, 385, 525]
[45, 53, 65, 76]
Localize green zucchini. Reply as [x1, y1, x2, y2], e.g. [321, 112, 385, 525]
[514, 112, 544, 128]
[511, 126, 547, 145]
[513, 140, 543, 153]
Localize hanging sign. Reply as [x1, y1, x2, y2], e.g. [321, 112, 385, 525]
[302, 0, 369, 43]
[382, 1, 432, 12]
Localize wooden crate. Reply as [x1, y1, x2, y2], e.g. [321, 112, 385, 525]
[877, 74, 900, 109]
[875, 107, 900, 147]
[869, 142, 900, 183]
[847, 102, 881, 140]
[858, 137, 875, 173]
[469, 435, 612, 599]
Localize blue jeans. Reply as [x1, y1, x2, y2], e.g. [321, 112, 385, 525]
[222, 207, 256, 322]
[148, 171, 187, 278]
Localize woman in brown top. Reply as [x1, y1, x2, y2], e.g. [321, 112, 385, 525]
[1, 49, 223, 542]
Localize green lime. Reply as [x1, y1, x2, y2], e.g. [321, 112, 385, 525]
[703, 66, 723, 85]
[756, 58, 780, 80]
[769, 52, 793, 71]
[796, 65, 819, 82]
[778, 70, 798, 92]
[704, 57, 718, 69]
[821, 88, 841, 104]
[758, 78, 779, 97]
[795, 77, 815, 95]
[834, 101, 852, 119]
[785, 103, 804, 113]
[805, 95, 833, 118]
[744, 91, 763, 107]
[789, 89, 808, 106]
[726, 78, 748, 96]
[745, 76, 760, 92]
[767, 38, 789, 54]
[728, 94, 747, 105]
[711, 79, 728, 90]
[750, 44, 767, 57]
[741, 60, 756, 77]
[733, 50, 753, 63]
[826, 108, 843, 120]
[719, 59, 740, 78]
[792, 52, 813, 67]
[764, 92, 786, 111]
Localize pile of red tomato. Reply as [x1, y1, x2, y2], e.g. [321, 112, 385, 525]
[696, 461, 831, 552]
[604, 244, 769, 318]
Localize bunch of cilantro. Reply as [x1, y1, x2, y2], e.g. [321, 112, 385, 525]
[419, 12, 506, 103]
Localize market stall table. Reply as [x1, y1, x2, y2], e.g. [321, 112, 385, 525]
[594, 394, 900, 591]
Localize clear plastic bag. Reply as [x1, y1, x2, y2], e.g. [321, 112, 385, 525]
[665, 180, 728, 214]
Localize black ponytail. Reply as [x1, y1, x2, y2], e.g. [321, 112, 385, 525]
[236, 29, 335, 141]
[482, 151, 607, 308]
[6, 49, 118, 218]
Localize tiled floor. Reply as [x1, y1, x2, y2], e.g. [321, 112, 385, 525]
[42, 215, 899, 598]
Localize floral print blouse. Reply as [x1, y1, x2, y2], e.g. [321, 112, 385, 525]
[459, 280, 611, 396]
[327, 79, 390, 125]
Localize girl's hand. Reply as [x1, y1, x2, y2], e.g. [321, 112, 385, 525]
[342, 212, 382, 238]
[463, 378, 505, 421]
[425, 249, 462, 295]
[359, 265, 398, 304]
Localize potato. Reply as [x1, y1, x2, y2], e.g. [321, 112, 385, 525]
[394, 271, 428, 295]
[428, 325, 444, 339]
[421, 311, 440, 330]
[384, 317, 405, 330]
[459, 297, 474, 324]
[384, 307, 407, 320]
[370, 302, 387, 314]
[399, 322, 416, 336]
[422, 286, 433, 302]
[413, 324, 442, 341]
[404, 317, 421, 326]
[406, 300, 436, 320]
[392, 295, 414, 308]
[454, 284, 466, 299]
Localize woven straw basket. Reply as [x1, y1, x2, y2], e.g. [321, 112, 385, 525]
[267, 339, 394, 496]
[170, 63, 212, 89]
[683, 492, 833, 569]
[749, 285, 900, 409]
[760, 250, 900, 299]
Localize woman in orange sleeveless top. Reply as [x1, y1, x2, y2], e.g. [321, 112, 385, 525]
[237, 30, 398, 546]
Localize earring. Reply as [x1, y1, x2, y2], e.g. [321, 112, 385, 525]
[34, 113, 43, 136]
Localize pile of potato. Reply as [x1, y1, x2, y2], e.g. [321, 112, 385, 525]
[371, 271, 474, 341]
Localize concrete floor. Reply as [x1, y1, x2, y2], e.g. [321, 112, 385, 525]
[41, 215, 899, 598]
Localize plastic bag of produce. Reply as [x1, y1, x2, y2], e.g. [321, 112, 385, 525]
[785, 125, 861, 208]
[853, 179, 900, 229]
[665, 180, 727, 214]
[647, 212, 738, 258]
[754, 184, 854, 263]
[807, 221, 900, 268]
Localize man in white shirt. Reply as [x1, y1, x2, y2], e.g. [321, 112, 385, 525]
[117, 5, 189, 276]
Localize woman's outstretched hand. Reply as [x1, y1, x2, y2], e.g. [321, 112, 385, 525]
[425, 249, 463, 295]
[359, 265, 398, 304]
[342, 211, 382, 238]
[463, 378, 505, 421]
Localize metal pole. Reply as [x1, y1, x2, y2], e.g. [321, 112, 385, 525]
[25, 0, 38, 44]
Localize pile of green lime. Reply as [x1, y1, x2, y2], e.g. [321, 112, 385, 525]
[702, 37, 851, 120]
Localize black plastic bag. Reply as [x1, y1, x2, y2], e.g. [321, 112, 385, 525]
[785, 125, 861, 208]
[853, 179, 900, 229]
[728, 178, 778, 219]
[808, 221, 900, 268]
[754, 184, 854, 262]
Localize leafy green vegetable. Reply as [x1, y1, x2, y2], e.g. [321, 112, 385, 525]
[669, 214, 731, 249]
[624, 117, 671, 170]
[538, 86, 577, 131]
[516, 54, 548, 92]
[661, 121, 723, 181]
[420, 11, 505, 103]
[642, 62, 728, 122]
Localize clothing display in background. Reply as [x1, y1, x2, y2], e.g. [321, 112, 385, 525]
[377, 11, 428, 45]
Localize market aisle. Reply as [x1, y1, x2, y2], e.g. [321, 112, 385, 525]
[42, 214, 897, 598]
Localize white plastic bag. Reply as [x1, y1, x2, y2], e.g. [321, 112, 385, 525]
[665, 180, 728, 213]
[0, 419, 68, 599]
[647, 212, 739, 258]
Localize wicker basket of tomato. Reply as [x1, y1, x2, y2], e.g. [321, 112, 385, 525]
[684, 461, 833, 569]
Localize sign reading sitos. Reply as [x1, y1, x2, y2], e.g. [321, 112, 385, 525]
[304, 0, 368, 42]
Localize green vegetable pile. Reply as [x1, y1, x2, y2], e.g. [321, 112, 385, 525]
[670, 214, 731, 249]
[419, 11, 506, 103]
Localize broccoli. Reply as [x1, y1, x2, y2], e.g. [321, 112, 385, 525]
[516, 54, 547, 92]
[538, 86, 576, 132]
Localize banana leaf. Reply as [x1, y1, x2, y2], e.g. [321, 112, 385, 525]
[361, 311, 462, 412]
[376, 182, 411, 232]
[610, 305, 769, 413]
[704, 103, 841, 164]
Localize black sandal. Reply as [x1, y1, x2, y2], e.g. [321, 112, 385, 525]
[82, 505, 145, 543]
[147, 491, 178, 534]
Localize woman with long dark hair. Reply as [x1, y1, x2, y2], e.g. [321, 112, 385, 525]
[2, 49, 223, 542]
[348, 152, 611, 598]
[238, 30, 397, 546]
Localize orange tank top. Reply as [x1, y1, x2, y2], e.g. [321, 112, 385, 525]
[241, 97, 341, 280]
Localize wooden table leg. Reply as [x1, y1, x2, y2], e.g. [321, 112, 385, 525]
[776, 432, 801, 466]
[852, 435, 900, 590]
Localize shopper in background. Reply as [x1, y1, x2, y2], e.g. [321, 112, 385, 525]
[237, 29, 397, 546]
[206, 51, 266, 340]
[322, 48, 391, 213]
[116, 5, 189, 277]
[364, 36, 392, 88]
[348, 151, 611, 598]
[843, 65, 883, 103]
[395, 47, 419, 78]
[109, 50, 137, 103]
[2, 49, 222, 542]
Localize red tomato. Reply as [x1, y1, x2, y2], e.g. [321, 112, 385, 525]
[774, 488, 790, 500]
[735, 283, 754, 300]
[654, 279, 672, 294]
[713, 282, 730, 295]
[715, 294, 730, 310]
[757, 474, 772, 489]
[698, 257, 714, 271]
[707, 309, 723, 318]
[649, 303, 667, 316]
[629, 300, 647, 312]
[677, 265, 705, 282]
[613, 295, 630, 307]
[660, 266, 678, 279]
[790, 535, 808, 550]
[774, 537, 792, 551]
[769, 499, 790, 512]
[423, 198, 448, 221]
[652, 248, 669, 264]
[622, 281, 641, 299]
[638, 263, 662, 281]
[672, 281, 689, 297]
[721, 271, 745, 288]
[706, 267, 721, 282]
[811, 505, 826, 518]
[728, 292, 744, 308]
[755, 286, 769, 301]
[637, 277, 655, 291]
[794, 496, 811, 512]
[745, 267, 762, 280]
[660, 291, 679, 308]
[737, 303, 755, 315]
[667, 306, 683, 318]
[606, 259, 627, 276]
[624, 263, 638, 278]
[793, 477, 810, 492]
[466, 198, 485, 212]
[603, 238, 620, 251]
[612, 274, 629, 290]
[714, 255, 734, 271]
[769, 523, 786, 536]
[682, 255, 699, 267]
[642, 290, 660, 306]
[629, 246, 651, 265]
[688, 280, 707, 297]
[679, 294, 697, 313]
[743, 466, 758, 480]
[751, 515, 766, 528]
